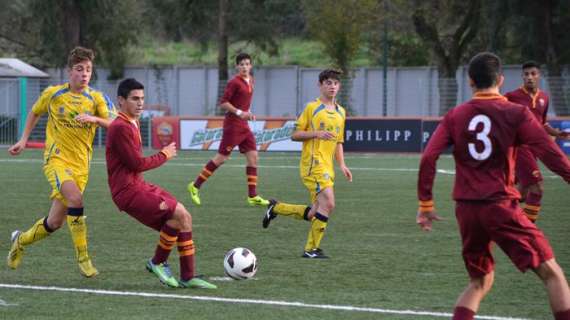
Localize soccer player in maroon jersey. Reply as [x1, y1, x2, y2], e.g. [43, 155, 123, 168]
[417, 53, 570, 320]
[187, 53, 269, 207]
[106, 78, 216, 289]
[504, 61, 570, 223]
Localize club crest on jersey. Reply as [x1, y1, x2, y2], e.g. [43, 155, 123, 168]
[539, 98, 545, 107]
[65, 168, 73, 176]
[58, 106, 65, 114]
[323, 173, 330, 180]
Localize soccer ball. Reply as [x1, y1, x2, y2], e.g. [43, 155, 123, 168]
[223, 247, 258, 280]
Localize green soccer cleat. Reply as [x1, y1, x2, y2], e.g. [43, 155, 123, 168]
[179, 277, 217, 289]
[187, 182, 201, 206]
[7, 230, 24, 269]
[146, 259, 179, 288]
[248, 195, 270, 207]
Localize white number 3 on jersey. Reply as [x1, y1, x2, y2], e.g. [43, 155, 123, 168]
[468, 115, 492, 160]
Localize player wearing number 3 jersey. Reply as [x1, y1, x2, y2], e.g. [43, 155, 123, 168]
[417, 52, 570, 320]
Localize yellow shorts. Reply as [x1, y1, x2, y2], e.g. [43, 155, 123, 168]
[43, 162, 88, 206]
[302, 171, 334, 203]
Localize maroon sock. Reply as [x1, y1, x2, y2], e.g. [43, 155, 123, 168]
[246, 166, 257, 197]
[452, 306, 475, 320]
[194, 160, 219, 188]
[178, 231, 195, 281]
[555, 310, 570, 320]
[152, 224, 179, 265]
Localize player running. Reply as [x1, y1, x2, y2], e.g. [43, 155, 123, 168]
[187, 53, 269, 207]
[7, 47, 115, 277]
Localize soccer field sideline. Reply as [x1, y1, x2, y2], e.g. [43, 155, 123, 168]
[0, 157, 564, 179]
[0, 283, 532, 320]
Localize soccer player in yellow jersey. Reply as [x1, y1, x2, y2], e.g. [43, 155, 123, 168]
[7, 47, 116, 277]
[262, 69, 352, 258]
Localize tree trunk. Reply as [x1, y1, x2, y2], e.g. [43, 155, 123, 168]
[60, 0, 81, 55]
[437, 77, 458, 115]
[216, 0, 229, 116]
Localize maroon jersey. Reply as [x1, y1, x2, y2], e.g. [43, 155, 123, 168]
[504, 87, 549, 124]
[418, 92, 570, 202]
[220, 75, 254, 130]
[106, 113, 168, 209]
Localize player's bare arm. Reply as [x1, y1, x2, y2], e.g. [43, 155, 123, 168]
[74, 114, 113, 128]
[291, 130, 335, 141]
[219, 102, 254, 120]
[160, 142, 177, 159]
[544, 123, 570, 140]
[8, 112, 41, 156]
[334, 143, 352, 182]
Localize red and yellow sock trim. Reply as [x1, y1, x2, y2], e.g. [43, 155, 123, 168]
[418, 200, 434, 213]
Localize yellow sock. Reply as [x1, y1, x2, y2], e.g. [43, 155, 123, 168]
[19, 217, 51, 246]
[67, 215, 89, 261]
[274, 202, 309, 220]
[304, 213, 328, 251]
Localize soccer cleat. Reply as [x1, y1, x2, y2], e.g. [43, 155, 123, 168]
[248, 195, 270, 207]
[179, 276, 217, 289]
[187, 182, 201, 206]
[7, 230, 24, 269]
[262, 199, 278, 228]
[302, 248, 329, 259]
[78, 258, 99, 278]
[146, 259, 179, 288]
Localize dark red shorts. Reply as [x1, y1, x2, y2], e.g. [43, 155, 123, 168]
[118, 183, 178, 232]
[455, 199, 553, 278]
[218, 127, 257, 155]
[515, 145, 543, 187]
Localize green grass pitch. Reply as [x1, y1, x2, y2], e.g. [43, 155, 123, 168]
[0, 149, 568, 319]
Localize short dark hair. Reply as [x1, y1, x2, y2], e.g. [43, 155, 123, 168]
[67, 46, 95, 68]
[468, 52, 502, 89]
[522, 60, 541, 70]
[318, 69, 342, 84]
[235, 52, 251, 65]
[117, 78, 144, 99]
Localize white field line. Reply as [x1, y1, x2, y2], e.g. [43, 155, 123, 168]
[0, 158, 564, 179]
[0, 283, 532, 320]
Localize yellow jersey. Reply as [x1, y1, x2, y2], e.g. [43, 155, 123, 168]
[32, 83, 116, 174]
[295, 98, 346, 179]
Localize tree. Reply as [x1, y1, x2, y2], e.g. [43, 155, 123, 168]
[412, 0, 481, 115]
[0, 0, 141, 78]
[303, 0, 377, 114]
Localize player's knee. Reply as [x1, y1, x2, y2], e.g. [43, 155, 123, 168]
[174, 203, 192, 230]
[65, 194, 83, 208]
[528, 183, 544, 194]
[470, 272, 494, 294]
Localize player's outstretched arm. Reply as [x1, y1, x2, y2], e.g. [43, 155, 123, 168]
[8, 112, 41, 156]
[110, 125, 171, 172]
[75, 114, 113, 128]
[544, 123, 570, 140]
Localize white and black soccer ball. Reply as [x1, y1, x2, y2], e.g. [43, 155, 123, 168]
[223, 247, 258, 280]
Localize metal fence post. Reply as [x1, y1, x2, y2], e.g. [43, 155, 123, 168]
[18, 77, 27, 138]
